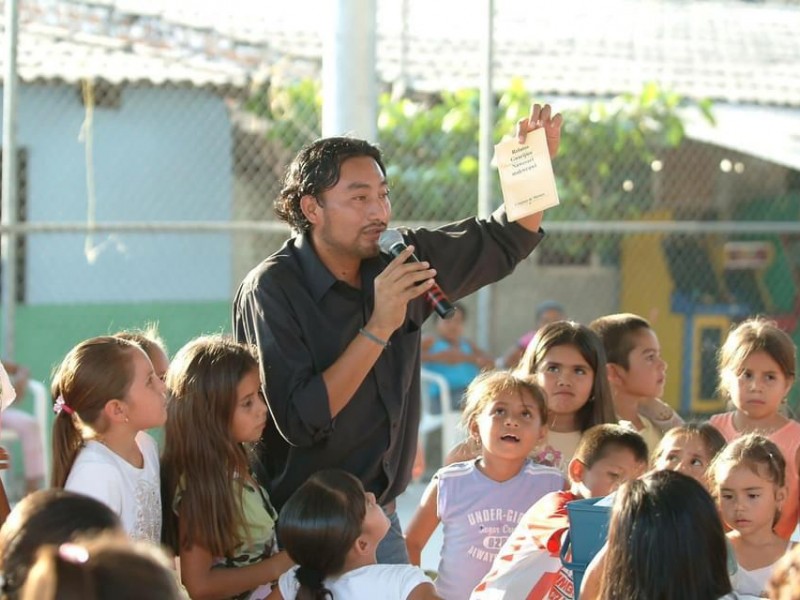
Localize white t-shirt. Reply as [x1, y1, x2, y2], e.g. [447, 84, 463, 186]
[277, 564, 432, 600]
[64, 431, 161, 543]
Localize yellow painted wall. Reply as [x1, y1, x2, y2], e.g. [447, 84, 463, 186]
[619, 227, 685, 411]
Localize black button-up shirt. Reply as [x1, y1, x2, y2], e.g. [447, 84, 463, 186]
[232, 209, 544, 510]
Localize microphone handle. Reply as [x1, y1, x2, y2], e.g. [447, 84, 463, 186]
[426, 285, 456, 319]
[388, 242, 456, 320]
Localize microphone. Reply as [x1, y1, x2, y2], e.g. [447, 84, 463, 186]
[379, 229, 456, 320]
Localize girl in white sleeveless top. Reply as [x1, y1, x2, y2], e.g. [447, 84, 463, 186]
[711, 434, 795, 598]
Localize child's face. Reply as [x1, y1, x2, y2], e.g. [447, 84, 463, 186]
[123, 349, 168, 430]
[725, 351, 793, 420]
[361, 491, 390, 545]
[574, 447, 645, 498]
[653, 433, 712, 487]
[615, 328, 666, 400]
[148, 347, 170, 383]
[471, 389, 546, 461]
[717, 464, 786, 536]
[534, 344, 594, 419]
[230, 368, 268, 444]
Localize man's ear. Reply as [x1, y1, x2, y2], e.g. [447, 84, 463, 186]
[300, 195, 321, 225]
[568, 458, 586, 484]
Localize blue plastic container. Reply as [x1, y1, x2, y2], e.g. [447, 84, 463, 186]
[559, 497, 611, 599]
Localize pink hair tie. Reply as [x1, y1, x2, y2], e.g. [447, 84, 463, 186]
[53, 396, 74, 416]
[58, 543, 89, 564]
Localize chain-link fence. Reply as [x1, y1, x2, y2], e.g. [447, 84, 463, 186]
[1, 0, 799, 426]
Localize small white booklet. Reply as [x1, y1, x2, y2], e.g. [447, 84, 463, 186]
[494, 128, 560, 221]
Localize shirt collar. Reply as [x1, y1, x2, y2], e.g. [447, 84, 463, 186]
[295, 232, 388, 303]
[295, 233, 337, 302]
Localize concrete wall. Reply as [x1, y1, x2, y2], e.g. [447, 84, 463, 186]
[3, 82, 233, 305]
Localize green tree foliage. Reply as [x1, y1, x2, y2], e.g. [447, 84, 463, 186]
[246, 78, 713, 259]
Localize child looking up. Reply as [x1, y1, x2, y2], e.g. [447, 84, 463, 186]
[589, 313, 681, 453]
[710, 317, 800, 540]
[472, 424, 649, 599]
[712, 434, 794, 598]
[447, 321, 617, 473]
[161, 335, 293, 600]
[651, 422, 727, 488]
[405, 371, 565, 600]
[51, 336, 167, 543]
[269, 470, 440, 600]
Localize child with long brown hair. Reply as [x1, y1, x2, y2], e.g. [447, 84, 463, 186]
[161, 335, 292, 600]
[51, 336, 167, 543]
[710, 317, 800, 540]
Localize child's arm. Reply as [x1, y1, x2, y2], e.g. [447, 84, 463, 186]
[178, 518, 294, 600]
[578, 542, 607, 600]
[265, 586, 285, 600]
[638, 397, 683, 432]
[405, 478, 441, 566]
[407, 582, 443, 600]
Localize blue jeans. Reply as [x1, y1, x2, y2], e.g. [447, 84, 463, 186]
[376, 508, 409, 564]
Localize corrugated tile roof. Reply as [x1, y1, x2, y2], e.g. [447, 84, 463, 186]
[2, 0, 799, 105]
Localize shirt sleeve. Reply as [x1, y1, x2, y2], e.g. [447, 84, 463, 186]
[233, 275, 333, 447]
[394, 565, 434, 598]
[277, 567, 300, 600]
[405, 207, 544, 304]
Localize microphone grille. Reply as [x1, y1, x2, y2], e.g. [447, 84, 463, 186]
[378, 229, 405, 253]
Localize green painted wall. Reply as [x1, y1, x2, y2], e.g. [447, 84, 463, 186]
[6, 299, 230, 419]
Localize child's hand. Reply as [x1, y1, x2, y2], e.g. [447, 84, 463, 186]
[0, 446, 9, 471]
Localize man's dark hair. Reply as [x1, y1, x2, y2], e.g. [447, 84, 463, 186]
[275, 137, 386, 233]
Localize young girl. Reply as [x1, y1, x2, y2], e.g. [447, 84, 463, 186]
[0, 489, 123, 600]
[20, 534, 184, 600]
[268, 469, 439, 600]
[472, 424, 649, 599]
[598, 470, 735, 600]
[406, 370, 565, 600]
[710, 317, 800, 540]
[516, 321, 618, 470]
[51, 336, 167, 543]
[115, 325, 170, 382]
[651, 422, 727, 488]
[446, 321, 617, 472]
[161, 335, 293, 600]
[711, 434, 794, 598]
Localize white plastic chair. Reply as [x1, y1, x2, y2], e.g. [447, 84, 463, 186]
[419, 369, 463, 467]
[0, 379, 50, 496]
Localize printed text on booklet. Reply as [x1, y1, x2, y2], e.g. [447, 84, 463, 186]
[494, 128, 560, 222]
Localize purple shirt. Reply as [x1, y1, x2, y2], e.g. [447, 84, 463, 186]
[435, 459, 564, 600]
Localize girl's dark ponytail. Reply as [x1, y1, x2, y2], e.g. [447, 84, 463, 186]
[278, 470, 368, 600]
[295, 565, 332, 600]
